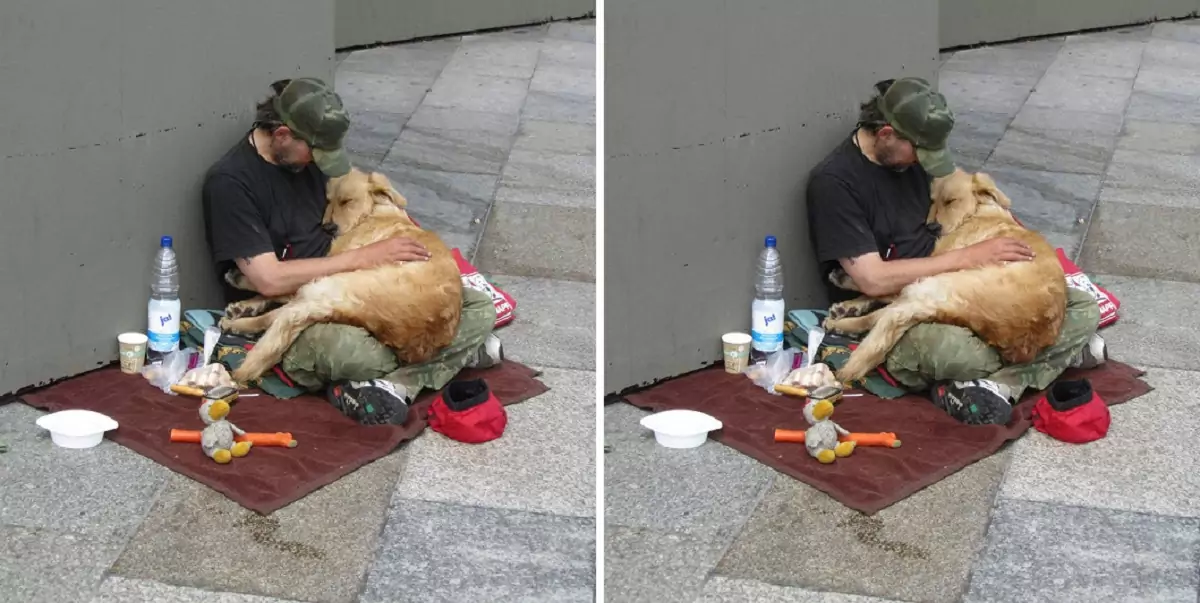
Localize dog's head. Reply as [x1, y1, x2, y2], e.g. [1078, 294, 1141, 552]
[323, 168, 413, 236]
[928, 168, 1014, 233]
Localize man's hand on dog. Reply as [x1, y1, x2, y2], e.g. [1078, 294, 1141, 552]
[355, 236, 432, 267]
[956, 237, 1034, 268]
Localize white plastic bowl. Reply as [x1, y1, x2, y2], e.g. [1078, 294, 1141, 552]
[640, 409, 723, 449]
[35, 409, 119, 449]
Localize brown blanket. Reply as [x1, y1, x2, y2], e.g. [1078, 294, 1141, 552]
[20, 361, 549, 514]
[623, 361, 1151, 514]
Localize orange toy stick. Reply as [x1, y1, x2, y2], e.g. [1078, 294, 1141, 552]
[774, 429, 901, 448]
[170, 429, 298, 448]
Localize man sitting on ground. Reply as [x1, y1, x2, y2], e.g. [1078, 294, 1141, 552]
[804, 76, 1106, 425]
[201, 77, 501, 425]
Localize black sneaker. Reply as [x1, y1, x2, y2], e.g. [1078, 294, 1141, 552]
[327, 379, 410, 425]
[930, 379, 1014, 425]
[1070, 334, 1108, 370]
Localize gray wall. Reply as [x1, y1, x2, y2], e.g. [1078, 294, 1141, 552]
[0, 1, 335, 396]
[336, 0, 594, 48]
[604, 0, 941, 394]
[940, 0, 1197, 48]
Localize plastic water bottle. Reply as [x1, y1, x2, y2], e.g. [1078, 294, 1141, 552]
[751, 235, 785, 352]
[147, 235, 181, 355]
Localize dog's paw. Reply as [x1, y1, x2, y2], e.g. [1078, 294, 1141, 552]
[828, 268, 860, 291]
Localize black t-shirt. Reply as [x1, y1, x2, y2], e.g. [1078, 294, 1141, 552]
[201, 131, 333, 303]
[805, 132, 940, 303]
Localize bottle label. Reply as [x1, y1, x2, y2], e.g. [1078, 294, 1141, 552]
[751, 305, 784, 351]
[148, 305, 181, 352]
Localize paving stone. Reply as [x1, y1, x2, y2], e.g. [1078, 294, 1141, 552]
[1134, 65, 1200, 101]
[530, 64, 595, 98]
[1152, 20, 1200, 44]
[698, 578, 907, 603]
[0, 524, 124, 603]
[110, 452, 406, 603]
[483, 276, 594, 371]
[999, 367, 1199, 518]
[387, 119, 515, 174]
[90, 576, 305, 603]
[712, 452, 1009, 603]
[403, 105, 520, 136]
[343, 110, 407, 169]
[1090, 275, 1200, 370]
[0, 403, 169, 540]
[334, 70, 431, 115]
[547, 20, 596, 44]
[976, 166, 1101, 238]
[936, 70, 1038, 115]
[1025, 72, 1133, 115]
[440, 35, 541, 80]
[1116, 119, 1200, 155]
[522, 89, 596, 125]
[494, 183, 594, 209]
[511, 119, 594, 155]
[374, 163, 497, 251]
[963, 498, 1200, 603]
[1076, 23, 1153, 43]
[1142, 37, 1200, 72]
[422, 73, 530, 115]
[945, 110, 1010, 172]
[1079, 201, 1200, 282]
[1047, 37, 1144, 79]
[475, 201, 595, 282]
[987, 117, 1117, 175]
[604, 525, 729, 603]
[939, 45, 1058, 78]
[359, 499, 594, 603]
[392, 368, 594, 517]
[604, 403, 776, 540]
[1008, 104, 1125, 137]
[500, 148, 594, 193]
[1041, 230, 1083, 262]
[335, 38, 459, 79]
[1126, 89, 1200, 124]
[539, 38, 596, 70]
[1101, 148, 1200, 210]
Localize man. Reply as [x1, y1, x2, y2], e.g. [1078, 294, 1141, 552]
[805, 77, 1106, 425]
[202, 78, 501, 425]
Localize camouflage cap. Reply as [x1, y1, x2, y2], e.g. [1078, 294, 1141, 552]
[877, 77, 956, 178]
[273, 77, 352, 177]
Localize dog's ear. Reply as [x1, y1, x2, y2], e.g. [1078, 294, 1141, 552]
[367, 172, 408, 208]
[972, 172, 1012, 209]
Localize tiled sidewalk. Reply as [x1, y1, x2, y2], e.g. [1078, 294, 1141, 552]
[605, 19, 1200, 603]
[0, 19, 596, 603]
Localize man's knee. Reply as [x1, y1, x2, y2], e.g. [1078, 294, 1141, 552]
[884, 323, 1002, 389]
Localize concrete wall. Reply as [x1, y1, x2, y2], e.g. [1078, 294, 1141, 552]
[0, 0, 335, 395]
[604, 0, 941, 394]
[336, 0, 594, 48]
[940, 0, 1197, 48]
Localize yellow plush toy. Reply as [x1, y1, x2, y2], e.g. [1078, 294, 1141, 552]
[802, 397, 855, 464]
[199, 398, 253, 464]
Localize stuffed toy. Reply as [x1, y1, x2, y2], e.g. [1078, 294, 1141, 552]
[198, 398, 253, 464]
[803, 397, 855, 464]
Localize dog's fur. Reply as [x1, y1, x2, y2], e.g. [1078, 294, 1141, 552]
[220, 168, 464, 384]
[824, 168, 1067, 383]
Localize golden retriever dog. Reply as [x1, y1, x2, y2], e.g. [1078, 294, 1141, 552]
[219, 168, 464, 384]
[824, 168, 1067, 383]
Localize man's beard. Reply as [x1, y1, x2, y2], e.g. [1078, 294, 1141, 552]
[272, 149, 305, 173]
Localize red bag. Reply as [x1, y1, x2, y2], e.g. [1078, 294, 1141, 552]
[453, 249, 517, 329]
[428, 378, 507, 444]
[1032, 379, 1110, 444]
[1055, 249, 1121, 328]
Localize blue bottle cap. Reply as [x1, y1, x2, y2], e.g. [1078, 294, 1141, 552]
[764, 235, 776, 248]
[161, 235, 173, 248]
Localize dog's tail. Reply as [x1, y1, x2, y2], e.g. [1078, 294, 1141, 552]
[836, 301, 934, 382]
[233, 301, 333, 383]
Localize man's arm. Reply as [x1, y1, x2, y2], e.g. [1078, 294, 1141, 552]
[234, 235, 431, 298]
[838, 238, 1036, 298]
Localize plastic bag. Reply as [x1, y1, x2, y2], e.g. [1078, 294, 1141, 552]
[177, 362, 236, 391]
[140, 347, 200, 394]
[743, 348, 798, 394]
[781, 362, 840, 390]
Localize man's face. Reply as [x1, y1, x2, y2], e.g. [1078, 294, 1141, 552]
[269, 127, 314, 172]
[874, 125, 918, 171]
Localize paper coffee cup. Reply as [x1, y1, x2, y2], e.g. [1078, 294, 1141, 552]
[722, 332, 752, 374]
[118, 332, 148, 374]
